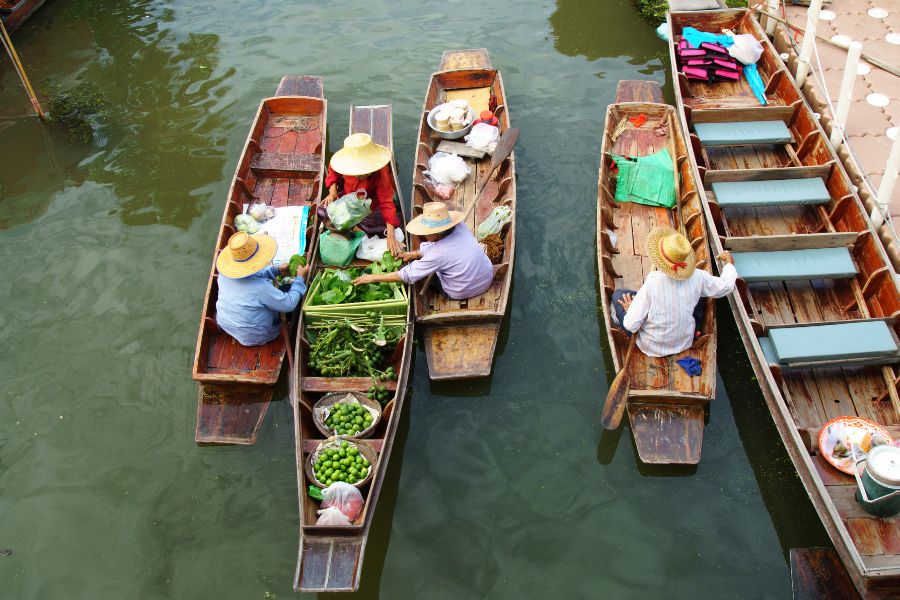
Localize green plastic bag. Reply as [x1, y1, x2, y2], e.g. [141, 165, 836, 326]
[319, 230, 364, 267]
[611, 148, 676, 208]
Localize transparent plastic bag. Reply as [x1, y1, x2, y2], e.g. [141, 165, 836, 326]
[728, 33, 763, 65]
[234, 213, 260, 233]
[356, 228, 405, 261]
[315, 506, 352, 526]
[321, 481, 365, 521]
[475, 206, 512, 240]
[465, 123, 500, 153]
[327, 190, 372, 231]
[248, 203, 276, 223]
[424, 152, 470, 186]
[319, 231, 365, 266]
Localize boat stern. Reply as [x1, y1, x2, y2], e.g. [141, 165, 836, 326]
[422, 322, 500, 380]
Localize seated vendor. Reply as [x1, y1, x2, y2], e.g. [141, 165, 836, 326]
[215, 232, 309, 347]
[351, 202, 493, 300]
[612, 227, 736, 358]
[320, 133, 403, 256]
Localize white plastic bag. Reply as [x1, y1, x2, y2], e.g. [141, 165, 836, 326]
[475, 206, 512, 240]
[315, 506, 352, 526]
[356, 228, 405, 261]
[248, 203, 276, 223]
[321, 482, 365, 521]
[424, 152, 470, 186]
[234, 213, 260, 233]
[465, 123, 500, 153]
[728, 34, 763, 65]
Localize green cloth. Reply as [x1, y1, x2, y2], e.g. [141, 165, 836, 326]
[611, 148, 676, 208]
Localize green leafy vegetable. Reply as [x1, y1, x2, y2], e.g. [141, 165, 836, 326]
[288, 254, 306, 277]
[306, 317, 403, 380]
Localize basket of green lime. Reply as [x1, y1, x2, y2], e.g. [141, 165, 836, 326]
[305, 437, 377, 489]
[313, 392, 381, 438]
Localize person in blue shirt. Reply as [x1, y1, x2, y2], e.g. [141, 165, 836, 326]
[215, 231, 309, 346]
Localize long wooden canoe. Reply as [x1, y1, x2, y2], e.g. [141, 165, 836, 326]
[290, 103, 414, 593]
[410, 48, 516, 380]
[668, 9, 900, 597]
[597, 80, 717, 465]
[193, 76, 325, 445]
[0, 0, 48, 32]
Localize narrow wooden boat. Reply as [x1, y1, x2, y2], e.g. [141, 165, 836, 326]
[410, 48, 516, 380]
[1, 0, 48, 32]
[290, 103, 413, 593]
[192, 76, 325, 445]
[597, 80, 717, 465]
[668, 9, 900, 597]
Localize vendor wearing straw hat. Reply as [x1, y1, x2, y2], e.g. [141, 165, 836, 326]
[351, 202, 493, 300]
[612, 227, 736, 357]
[321, 133, 403, 257]
[215, 232, 310, 346]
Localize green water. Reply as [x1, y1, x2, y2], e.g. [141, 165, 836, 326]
[1, 0, 831, 598]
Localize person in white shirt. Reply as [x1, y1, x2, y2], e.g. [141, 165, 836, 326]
[611, 227, 737, 358]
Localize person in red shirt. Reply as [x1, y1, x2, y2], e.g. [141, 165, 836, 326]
[320, 133, 403, 256]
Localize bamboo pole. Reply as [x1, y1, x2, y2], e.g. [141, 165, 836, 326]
[0, 19, 47, 120]
[794, 0, 824, 87]
[829, 41, 862, 147]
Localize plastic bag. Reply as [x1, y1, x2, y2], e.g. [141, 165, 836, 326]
[727, 34, 763, 65]
[234, 213, 260, 233]
[321, 482, 365, 522]
[356, 228, 405, 261]
[465, 123, 500, 153]
[424, 152, 470, 186]
[315, 506, 352, 526]
[476, 206, 512, 241]
[248, 203, 276, 223]
[327, 190, 372, 231]
[320, 230, 365, 266]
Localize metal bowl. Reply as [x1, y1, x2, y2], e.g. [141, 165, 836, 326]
[426, 106, 475, 140]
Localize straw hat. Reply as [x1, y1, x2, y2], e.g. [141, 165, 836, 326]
[646, 227, 697, 280]
[216, 232, 277, 278]
[330, 133, 392, 176]
[406, 202, 465, 235]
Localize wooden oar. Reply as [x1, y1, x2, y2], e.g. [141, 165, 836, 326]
[417, 127, 520, 296]
[601, 335, 637, 430]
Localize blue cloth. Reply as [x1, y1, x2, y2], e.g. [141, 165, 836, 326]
[744, 63, 768, 105]
[216, 266, 307, 346]
[676, 357, 702, 376]
[681, 27, 733, 50]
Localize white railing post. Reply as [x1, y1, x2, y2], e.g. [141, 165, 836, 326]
[871, 134, 900, 228]
[830, 41, 863, 147]
[765, 0, 779, 35]
[795, 0, 824, 88]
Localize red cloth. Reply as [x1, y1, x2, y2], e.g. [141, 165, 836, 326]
[324, 164, 399, 227]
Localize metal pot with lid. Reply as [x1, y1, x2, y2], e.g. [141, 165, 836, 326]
[854, 445, 900, 517]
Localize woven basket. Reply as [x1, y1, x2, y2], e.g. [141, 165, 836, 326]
[312, 391, 382, 438]
[305, 437, 378, 489]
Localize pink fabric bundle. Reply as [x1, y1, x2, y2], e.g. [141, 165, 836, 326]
[676, 36, 742, 83]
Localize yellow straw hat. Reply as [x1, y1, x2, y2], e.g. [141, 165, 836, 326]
[330, 133, 392, 176]
[646, 227, 697, 280]
[406, 202, 466, 235]
[216, 232, 277, 278]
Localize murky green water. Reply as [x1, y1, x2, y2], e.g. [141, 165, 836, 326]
[2, 0, 832, 598]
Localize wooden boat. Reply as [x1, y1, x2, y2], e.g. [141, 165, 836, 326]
[410, 48, 516, 380]
[192, 76, 326, 445]
[597, 80, 717, 465]
[290, 103, 414, 593]
[0, 0, 48, 32]
[668, 9, 900, 597]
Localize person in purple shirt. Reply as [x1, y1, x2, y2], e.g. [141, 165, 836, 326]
[215, 232, 309, 346]
[351, 202, 493, 299]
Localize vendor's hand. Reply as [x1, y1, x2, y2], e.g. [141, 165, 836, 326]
[717, 251, 734, 266]
[295, 264, 310, 279]
[398, 251, 418, 262]
[320, 191, 337, 207]
[352, 274, 379, 286]
[617, 293, 633, 312]
[386, 231, 403, 257]
[278, 262, 291, 275]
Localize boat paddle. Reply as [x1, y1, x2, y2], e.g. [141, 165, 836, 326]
[417, 127, 520, 296]
[601, 335, 637, 430]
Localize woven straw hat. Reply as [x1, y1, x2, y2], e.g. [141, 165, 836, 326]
[330, 133, 392, 176]
[406, 202, 465, 235]
[216, 232, 277, 278]
[646, 227, 697, 280]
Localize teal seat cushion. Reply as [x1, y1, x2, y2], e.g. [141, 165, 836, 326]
[734, 247, 857, 282]
[712, 178, 831, 208]
[694, 120, 792, 146]
[768, 321, 898, 364]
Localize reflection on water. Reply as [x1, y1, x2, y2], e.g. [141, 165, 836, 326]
[1, 0, 827, 597]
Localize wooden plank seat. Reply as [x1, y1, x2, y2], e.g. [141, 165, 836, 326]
[693, 120, 792, 146]
[758, 320, 900, 367]
[733, 247, 857, 282]
[250, 151, 321, 175]
[711, 177, 830, 208]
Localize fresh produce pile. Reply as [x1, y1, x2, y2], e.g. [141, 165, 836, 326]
[276, 253, 306, 285]
[324, 401, 375, 436]
[307, 316, 403, 381]
[366, 382, 391, 403]
[309, 252, 402, 306]
[312, 441, 371, 486]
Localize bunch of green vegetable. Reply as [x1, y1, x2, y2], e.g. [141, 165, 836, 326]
[324, 401, 375, 436]
[307, 317, 403, 379]
[313, 441, 370, 486]
[310, 251, 402, 306]
[276, 253, 307, 285]
[366, 382, 392, 403]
